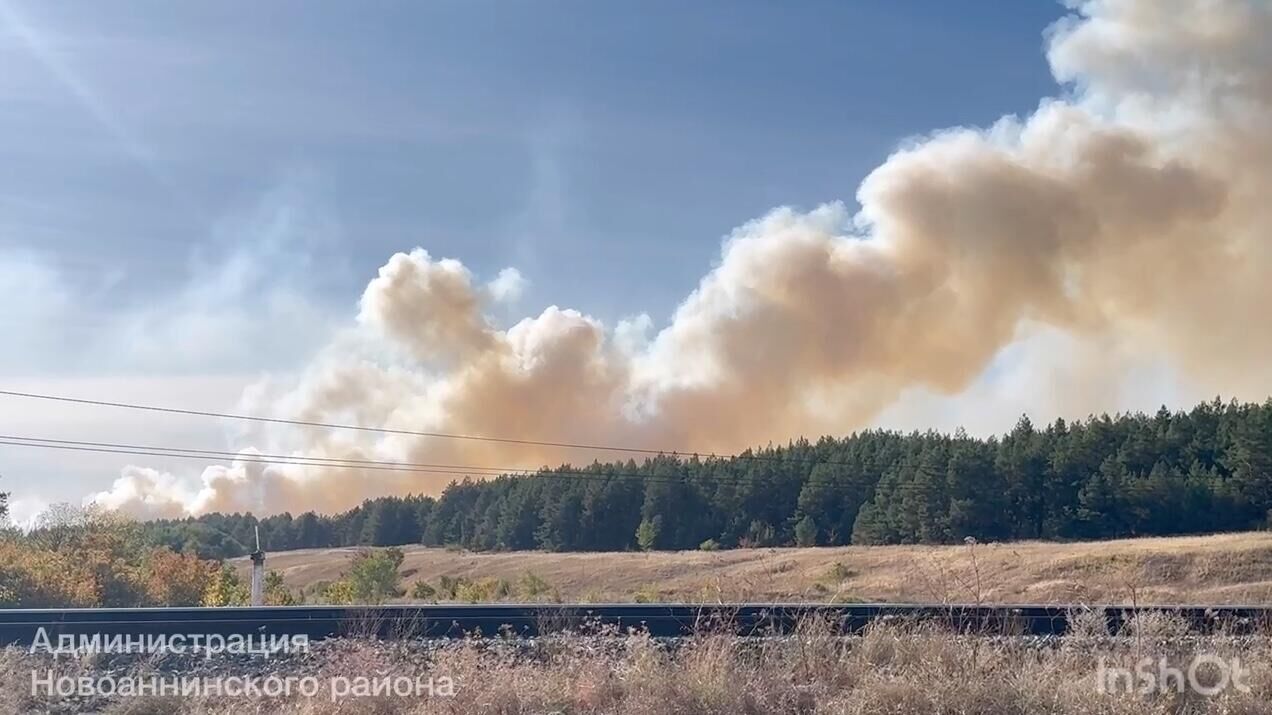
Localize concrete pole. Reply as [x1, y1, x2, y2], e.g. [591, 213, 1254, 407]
[249, 526, 265, 606]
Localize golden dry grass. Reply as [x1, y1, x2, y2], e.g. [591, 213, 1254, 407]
[7, 617, 1272, 714]
[238, 530, 1272, 605]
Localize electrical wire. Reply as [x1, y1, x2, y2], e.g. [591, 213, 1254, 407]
[0, 388, 873, 467]
[0, 434, 916, 494]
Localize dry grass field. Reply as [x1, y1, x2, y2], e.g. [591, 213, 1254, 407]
[9, 615, 1272, 714]
[237, 531, 1272, 605]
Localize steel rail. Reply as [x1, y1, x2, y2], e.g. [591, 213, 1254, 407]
[1, 603, 1267, 646]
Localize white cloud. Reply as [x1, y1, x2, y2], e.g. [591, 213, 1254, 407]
[487, 267, 528, 304]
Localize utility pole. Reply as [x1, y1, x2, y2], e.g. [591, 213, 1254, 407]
[249, 526, 265, 606]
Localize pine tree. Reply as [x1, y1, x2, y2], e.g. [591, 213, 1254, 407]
[794, 515, 819, 547]
[359, 503, 385, 545]
[998, 416, 1049, 539]
[850, 501, 892, 545]
[1226, 401, 1272, 524]
[294, 512, 322, 548]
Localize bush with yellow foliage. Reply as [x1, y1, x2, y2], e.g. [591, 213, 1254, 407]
[0, 503, 224, 609]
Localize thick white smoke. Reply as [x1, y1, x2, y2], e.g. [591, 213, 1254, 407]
[92, 0, 1272, 518]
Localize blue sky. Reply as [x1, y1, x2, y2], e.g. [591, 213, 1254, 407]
[2, 1, 1064, 340]
[0, 0, 1070, 521]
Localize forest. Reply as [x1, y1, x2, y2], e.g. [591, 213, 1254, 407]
[121, 397, 1272, 559]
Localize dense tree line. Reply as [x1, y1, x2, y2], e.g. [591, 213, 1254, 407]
[134, 398, 1272, 558]
[141, 495, 436, 559]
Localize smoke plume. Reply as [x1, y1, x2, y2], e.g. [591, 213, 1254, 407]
[93, 0, 1272, 518]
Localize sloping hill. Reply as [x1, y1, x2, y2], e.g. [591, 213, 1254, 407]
[235, 531, 1272, 604]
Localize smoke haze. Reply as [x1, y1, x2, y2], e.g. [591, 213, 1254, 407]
[92, 0, 1272, 518]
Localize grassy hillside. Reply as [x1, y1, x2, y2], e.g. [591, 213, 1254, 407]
[235, 530, 1272, 605]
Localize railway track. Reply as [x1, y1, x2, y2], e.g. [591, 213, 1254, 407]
[2, 603, 1269, 647]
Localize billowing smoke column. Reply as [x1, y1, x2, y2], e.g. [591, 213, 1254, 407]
[93, 0, 1272, 518]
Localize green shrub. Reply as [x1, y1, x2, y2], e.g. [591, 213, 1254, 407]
[437, 575, 462, 600]
[632, 584, 662, 603]
[322, 579, 356, 605]
[346, 548, 404, 604]
[518, 571, 552, 599]
[636, 517, 661, 552]
[825, 562, 856, 582]
[264, 570, 298, 606]
[455, 577, 512, 603]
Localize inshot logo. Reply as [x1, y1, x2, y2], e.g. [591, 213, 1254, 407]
[1096, 656, 1251, 696]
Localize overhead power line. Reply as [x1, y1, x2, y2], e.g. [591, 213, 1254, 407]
[0, 388, 678, 454]
[0, 388, 871, 468]
[0, 434, 909, 494]
[0, 434, 511, 474]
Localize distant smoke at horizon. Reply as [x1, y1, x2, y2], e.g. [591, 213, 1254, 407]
[92, 0, 1272, 518]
